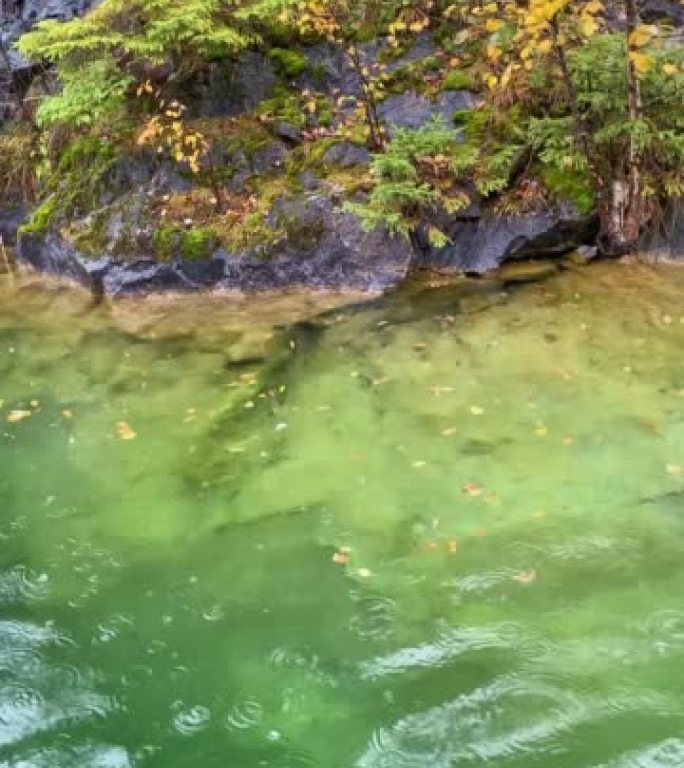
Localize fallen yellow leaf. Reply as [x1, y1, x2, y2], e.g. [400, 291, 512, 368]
[463, 482, 483, 496]
[7, 410, 32, 424]
[116, 421, 137, 441]
[514, 569, 537, 585]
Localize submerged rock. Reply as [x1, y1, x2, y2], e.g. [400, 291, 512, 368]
[494, 260, 558, 284]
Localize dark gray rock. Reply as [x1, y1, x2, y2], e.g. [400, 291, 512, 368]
[0, 201, 29, 244]
[18, 231, 99, 285]
[102, 258, 224, 295]
[639, 199, 684, 262]
[641, 0, 684, 25]
[413, 208, 599, 274]
[17, 231, 226, 295]
[221, 194, 413, 291]
[274, 121, 303, 145]
[186, 53, 277, 118]
[379, 90, 479, 132]
[322, 142, 371, 168]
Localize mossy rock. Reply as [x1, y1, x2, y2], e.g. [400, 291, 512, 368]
[442, 70, 477, 92]
[268, 47, 308, 78]
[152, 225, 218, 261]
[181, 228, 219, 261]
[540, 166, 594, 215]
[19, 197, 59, 235]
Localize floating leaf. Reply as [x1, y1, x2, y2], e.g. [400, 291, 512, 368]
[116, 421, 137, 441]
[470, 406, 485, 416]
[441, 427, 458, 436]
[332, 547, 350, 565]
[462, 482, 483, 496]
[666, 463, 682, 476]
[6, 409, 32, 423]
[514, 569, 537, 585]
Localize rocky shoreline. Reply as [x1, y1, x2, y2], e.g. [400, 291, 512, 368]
[2, 1, 683, 296]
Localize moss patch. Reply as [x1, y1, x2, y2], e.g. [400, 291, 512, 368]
[540, 166, 594, 215]
[442, 69, 476, 92]
[268, 47, 308, 78]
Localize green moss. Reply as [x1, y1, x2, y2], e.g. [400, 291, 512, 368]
[315, 96, 334, 127]
[180, 227, 218, 261]
[19, 197, 59, 235]
[268, 47, 308, 78]
[256, 91, 307, 129]
[541, 166, 595, 215]
[71, 211, 110, 256]
[153, 224, 180, 261]
[453, 107, 492, 141]
[442, 70, 476, 92]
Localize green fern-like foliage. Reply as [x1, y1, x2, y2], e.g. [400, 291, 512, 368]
[15, 0, 262, 127]
[529, 33, 684, 204]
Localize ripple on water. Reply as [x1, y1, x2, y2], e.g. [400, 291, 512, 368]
[0, 566, 51, 605]
[360, 622, 537, 679]
[91, 613, 134, 645]
[349, 593, 397, 641]
[356, 674, 604, 767]
[644, 610, 684, 652]
[8, 744, 132, 768]
[171, 702, 212, 736]
[599, 738, 684, 768]
[224, 699, 263, 731]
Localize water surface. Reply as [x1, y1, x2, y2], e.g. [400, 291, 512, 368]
[1, 263, 683, 767]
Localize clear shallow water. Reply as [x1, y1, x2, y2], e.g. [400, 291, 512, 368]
[0, 263, 683, 768]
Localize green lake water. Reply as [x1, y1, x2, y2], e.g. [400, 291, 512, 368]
[0, 262, 683, 767]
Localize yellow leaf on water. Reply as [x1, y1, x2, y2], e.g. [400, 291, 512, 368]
[116, 421, 137, 441]
[463, 482, 483, 496]
[7, 410, 32, 423]
[514, 569, 537, 585]
[666, 463, 682, 476]
[61, 410, 73, 419]
[441, 427, 458, 436]
[470, 406, 485, 416]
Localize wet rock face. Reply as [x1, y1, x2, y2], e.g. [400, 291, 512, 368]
[16, 195, 414, 295]
[1, 1, 97, 51]
[0, 201, 29, 244]
[413, 209, 599, 274]
[379, 90, 480, 133]
[222, 194, 414, 292]
[15, 195, 601, 295]
[17, 231, 226, 295]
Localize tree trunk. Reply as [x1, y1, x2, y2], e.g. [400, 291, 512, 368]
[620, 0, 645, 252]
